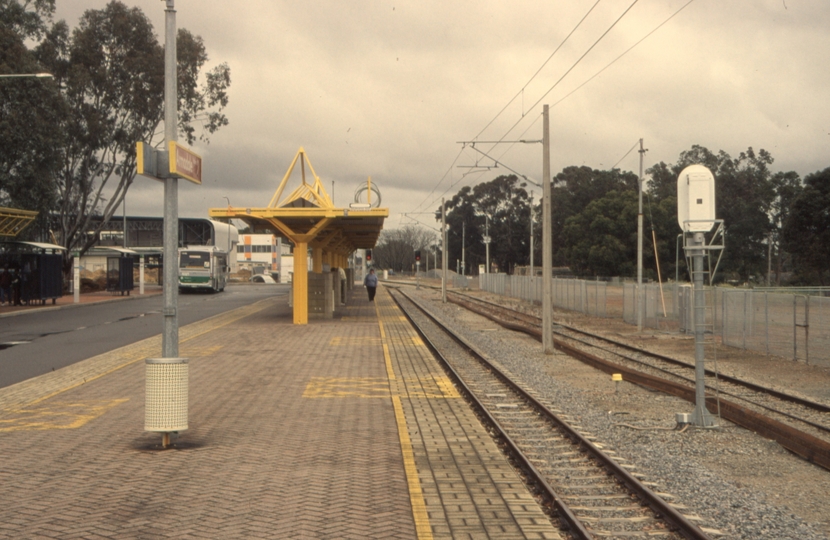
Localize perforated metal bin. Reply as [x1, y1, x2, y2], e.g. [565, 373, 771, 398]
[145, 358, 189, 432]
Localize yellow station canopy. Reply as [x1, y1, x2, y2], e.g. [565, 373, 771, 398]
[208, 148, 388, 255]
[0, 207, 38, 237]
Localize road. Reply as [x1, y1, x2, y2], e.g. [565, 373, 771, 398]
[0, 284, 289, 389]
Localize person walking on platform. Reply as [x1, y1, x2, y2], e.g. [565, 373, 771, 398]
[364, 267, 378, 301]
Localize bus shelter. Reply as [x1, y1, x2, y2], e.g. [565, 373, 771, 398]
[209, 148, 387, 324]
[0, 241, 65, 305]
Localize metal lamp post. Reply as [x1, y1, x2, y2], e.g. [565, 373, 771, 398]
[145, 0, 188, 448]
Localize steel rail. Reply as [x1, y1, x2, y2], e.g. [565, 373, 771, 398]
[448, 290, 830, 415]
[445, 292, 830, 472]
[446, 290, 830, 438]
[393, 288, 711, 540]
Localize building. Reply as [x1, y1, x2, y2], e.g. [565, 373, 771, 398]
[236, 234, 294, 283]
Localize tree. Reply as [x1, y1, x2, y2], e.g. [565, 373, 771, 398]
[561, 190, 639, 277]
[551, 166, 638, 267]
[470, 175, 531, 273]
[768, 170, 802, 284]
[0, 0, 64, 236]
[33, 1, 231, 271]
[373, 225, 437, 272]
[781, 167, 830, 285]
[439, 175, 532, 275]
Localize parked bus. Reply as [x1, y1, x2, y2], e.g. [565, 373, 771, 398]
[178, 221, 238, 293]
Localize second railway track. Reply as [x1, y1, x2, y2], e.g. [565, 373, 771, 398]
[441, 289, 830, 472]
[391, 287, 715, 540]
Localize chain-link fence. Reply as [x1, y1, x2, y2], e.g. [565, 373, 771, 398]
[480, 273, 830, 367]
[479, 274, 607, 317]
[722, 289, 830, 367]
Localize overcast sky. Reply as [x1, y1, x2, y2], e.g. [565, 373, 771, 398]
[54, 0, 830, 232]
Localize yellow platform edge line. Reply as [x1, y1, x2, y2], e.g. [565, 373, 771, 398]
[377, 303, 433, 540]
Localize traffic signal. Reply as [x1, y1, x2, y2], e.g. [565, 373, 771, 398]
[366, 249, 372, 262]
[415, 250, 421, 262]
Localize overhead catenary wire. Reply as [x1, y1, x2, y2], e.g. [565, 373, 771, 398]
[410, 146, 466, 215]
[493, 0, 641, 151]
[549, 0, 696, 110]
[472, 0, 602, 141]
[612, 140, 640, 170]
[410, 0, 694, 220]
[411, 3, 604, 218]
[449, 0, 642, 206]
[420, 0, 639, 214]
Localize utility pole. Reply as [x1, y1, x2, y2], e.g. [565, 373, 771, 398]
[485, 215, 490, 274]
[542, 105, 553, 353]
[461, 221, 466, 276]
[442, 198, 447, 303]
[529, 191, 534, 278]
[637, 138, 645, 332]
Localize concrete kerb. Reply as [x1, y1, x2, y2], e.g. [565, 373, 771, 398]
[0, 296, 279, 411]
[0, 288, 163, 319]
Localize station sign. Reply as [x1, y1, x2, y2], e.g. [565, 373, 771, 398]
[136, 141, 202, 185]
[169, 141, 202, 185]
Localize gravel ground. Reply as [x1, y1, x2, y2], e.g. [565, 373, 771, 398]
[407, 286, 830, 540]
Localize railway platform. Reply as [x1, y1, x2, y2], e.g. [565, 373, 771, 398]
[0, 285, 560, 539]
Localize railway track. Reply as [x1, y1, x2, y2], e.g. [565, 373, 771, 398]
[390, 287, 715, 540]
[442, 289, 830, 472]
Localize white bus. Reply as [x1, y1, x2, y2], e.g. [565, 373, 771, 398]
[178, 221, 238, 293]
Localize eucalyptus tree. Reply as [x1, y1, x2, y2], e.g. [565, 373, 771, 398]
[34, 0, 231, 271]
[551, 166, 638, 267]
[767, 170, 802, 284]
[0, 0, 64, 234]
[561, 189, 639, 277]
[438, 175, 531, 275]
[782, 167, 830, 285]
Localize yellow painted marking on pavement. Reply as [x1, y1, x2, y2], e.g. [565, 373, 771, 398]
[377, 304, 433, 540]
[433, 376, 460, 399]
[385, 336, 425, 347]
[301, 377, 458, 400]
[383, 344, 393, 379]
[329, 336, 382, 346]
[302, 377, 390, 398]
[2, 298, 277, 412]
[0, 399, 128, 432]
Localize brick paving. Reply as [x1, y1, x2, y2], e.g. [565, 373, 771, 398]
[0, 285, 559, 539]
[1, 293, 414, 539]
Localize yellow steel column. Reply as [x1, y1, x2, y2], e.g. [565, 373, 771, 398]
[312, 247, 323, 273]
[293, 241, 308, 324]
